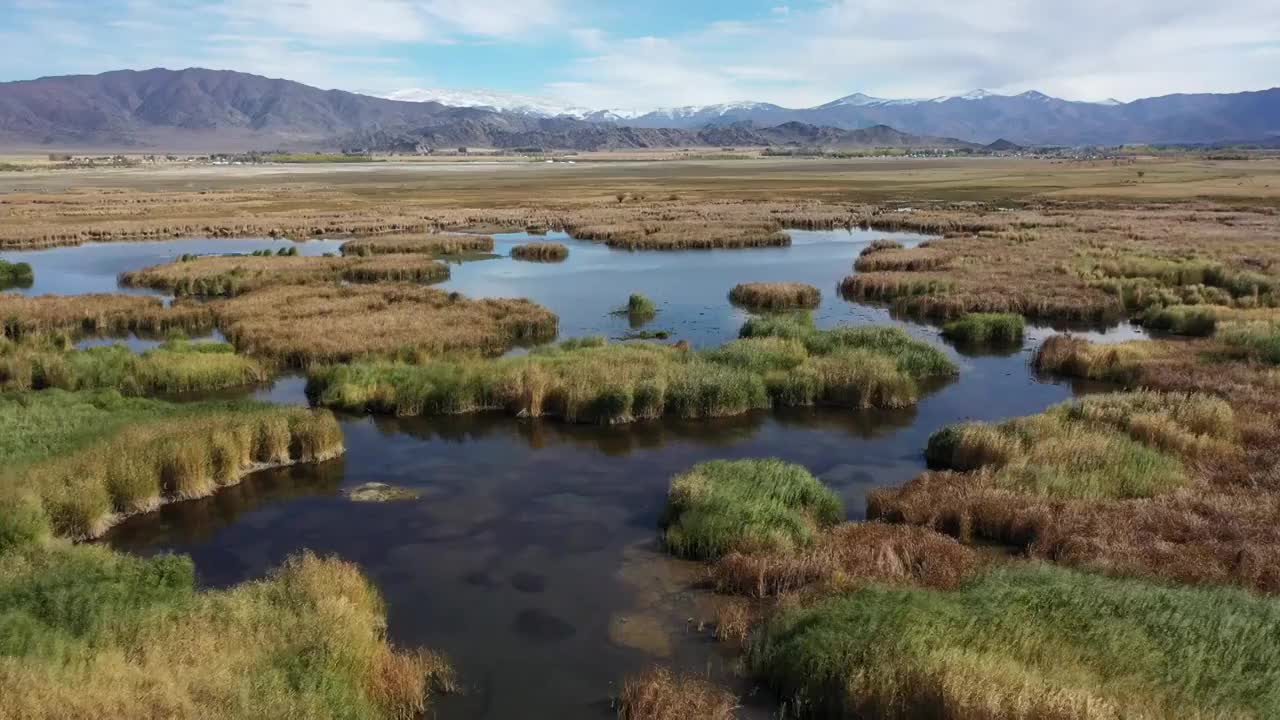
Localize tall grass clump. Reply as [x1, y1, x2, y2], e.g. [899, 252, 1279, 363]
[729, 282, 821, 310]
[741, 314, 956, 379]
[712, 522, 977, 598]
[0, 544, 453, 719]
[858, 238, 903, 256]
[1219, 319, 1280, 364]
[616, 667, 737, 720]
[510, 242, 568, 262]
[0, 389, 344, 539]
[661, 459, 843, 559]
[941, 313, 1025, 345]
[625, 293, 657, 320]
[0, 293, 214, 342]
[923, 391, 1235, 500]
[307, 329, 944, 423]
[1033, 334, 1156, 385]
[749, 564, 1280, 719]
[1140, 304, 1219, 336]
[0, 259, 33, 289]
[341, 233, 494, 257]
[0, 338, 268, 395]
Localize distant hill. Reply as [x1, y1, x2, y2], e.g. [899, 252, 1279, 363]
[339, 119, 976, 153]
[0, 68, 1275, 150]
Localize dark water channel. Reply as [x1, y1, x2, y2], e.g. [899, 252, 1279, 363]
[3, 230, 1143, 718]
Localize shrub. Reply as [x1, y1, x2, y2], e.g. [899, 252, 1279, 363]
[0, 259, 34, 289]
[661, 459, 843, 559]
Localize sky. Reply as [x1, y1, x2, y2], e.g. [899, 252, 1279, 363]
[1, 0, 1277, 110]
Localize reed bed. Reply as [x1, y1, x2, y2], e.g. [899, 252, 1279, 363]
[858, 238, 903, 256]
[0, 293, 214, 341]
[566, 220, 790, 250]
[749, 563, 1280, 719]
[213, 284, 558, 366]
[341, 233, 495, 257]
[728, 282, 821, 310]
[852, 246, 952, 273]
[0, 389, 343, 541]
[307, 325, 953, 422]
[1033, 335, 1168, 385]
[616, 667, 737, 720]
[510, 242, 569, 262]
[1219, 319, 1280, 364]
[120, 254, 449, 297]
[0, 338, 268, 395]
[922, 392, 1235, 501]
[940, 313, 1026, 345]
[1139, 304, 1220, 336]
[0, 544, 452, 720]
[0, 259, 33, 288]
[711, 522, 978, 598]
[661, 459, 843, 560]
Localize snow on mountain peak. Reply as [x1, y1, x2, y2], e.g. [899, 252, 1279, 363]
[384, 88, 593, 118]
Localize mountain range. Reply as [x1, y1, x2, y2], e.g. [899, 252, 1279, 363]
[0, 68, 1276, 151]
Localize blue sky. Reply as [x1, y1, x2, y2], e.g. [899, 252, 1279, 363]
[1, 0, 1277, 109]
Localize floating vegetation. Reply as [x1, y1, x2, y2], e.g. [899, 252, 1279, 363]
[728, 282, 821, 310]
[510, 242, 569, 262]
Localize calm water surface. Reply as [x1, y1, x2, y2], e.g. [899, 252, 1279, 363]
[6, 230, 1140, 718]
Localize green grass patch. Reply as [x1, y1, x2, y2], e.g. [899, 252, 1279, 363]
[940, 312, 1025, 345]
[924, 391, 1234, 500]
[741, 314, 955, 379]
[0, 543, 450, 719]
[307, 325, 951, 423]
[1140, 304, 1219, 336]
[749, 563, 1280, 719]
[1219, 319, 1280, 364]
[0, 389, 343, 540]
[0, 338, 268, 395]
[661, 459, 843, 559]
[0, 259, 33, 289]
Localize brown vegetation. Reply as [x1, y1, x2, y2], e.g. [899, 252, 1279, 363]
[727, 282, 821, 310]
[120, 254, 449, 296]
[616, 667, 737, 720]
[510, 241, 569, 261]
[871, 334, 1280, 592]
[711, 522, 978, 598]
[341, 232, 494, 256]
[213, 284, 558, 366]
[0, 293, 213, 341]
[567, 219, 790, 250]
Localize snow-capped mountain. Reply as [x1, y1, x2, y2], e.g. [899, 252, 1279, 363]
[383, 88, 595, 118]
[379, 84, 1280, 145]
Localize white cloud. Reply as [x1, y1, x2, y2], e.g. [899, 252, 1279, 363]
[546, 0, 1280, 108]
